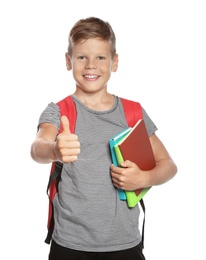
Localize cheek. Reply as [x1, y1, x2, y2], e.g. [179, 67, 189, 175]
[72, 61, 85, 70]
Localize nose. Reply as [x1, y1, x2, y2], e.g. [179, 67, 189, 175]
[85, 58, 96, 69]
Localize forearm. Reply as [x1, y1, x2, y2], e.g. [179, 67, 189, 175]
[144, 158, 177, 187]
[30, 138, 57, 164]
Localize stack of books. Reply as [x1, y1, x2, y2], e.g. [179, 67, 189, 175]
[109, 119, 156, 207]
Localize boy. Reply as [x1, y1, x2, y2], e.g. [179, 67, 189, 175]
[30, 17, 177, 260]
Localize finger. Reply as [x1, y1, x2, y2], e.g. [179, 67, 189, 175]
[61, 115, 71, 134]
[120, 160, 136, 168]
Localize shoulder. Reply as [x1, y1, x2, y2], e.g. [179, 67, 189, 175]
[40, 102, 60, 115]
[119, 96, 141, 105]
[119, 97, 142, 112]
[38, 102, 60, 130]
[118, 96, 157, 135]
[56, 95, 73, 106]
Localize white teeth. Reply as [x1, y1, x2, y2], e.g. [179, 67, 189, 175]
[84, 75, 98, 79]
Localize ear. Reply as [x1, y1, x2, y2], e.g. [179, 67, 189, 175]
[112, 54, 119, 72]
[65, 53, 72, 71]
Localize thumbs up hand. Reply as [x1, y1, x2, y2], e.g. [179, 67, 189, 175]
[54, 115, 80, 163]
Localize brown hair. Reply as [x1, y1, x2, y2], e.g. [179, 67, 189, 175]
[67, 17, 116, 58]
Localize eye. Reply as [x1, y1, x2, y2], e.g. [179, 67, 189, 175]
[78, 56, 86, 60]
[98, 56, 105, 60]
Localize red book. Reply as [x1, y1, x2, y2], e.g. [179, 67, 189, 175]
[114, 119, 156, 206]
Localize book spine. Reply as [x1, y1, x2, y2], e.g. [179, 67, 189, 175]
[110, 133, 131, 201]
[113, 145, 124, 164]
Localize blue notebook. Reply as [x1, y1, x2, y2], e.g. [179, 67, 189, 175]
[109, 127, 131, 200]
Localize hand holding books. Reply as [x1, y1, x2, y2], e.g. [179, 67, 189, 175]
[110, 119, 156, 207]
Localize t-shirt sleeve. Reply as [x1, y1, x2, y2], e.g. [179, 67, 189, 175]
[142, 107, 158, 136]
[38, 102, 60, 130]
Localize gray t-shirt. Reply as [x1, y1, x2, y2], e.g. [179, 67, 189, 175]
[38, 95, 157, 252]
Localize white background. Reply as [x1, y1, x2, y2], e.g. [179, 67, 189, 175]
[1, 0, 206, 259]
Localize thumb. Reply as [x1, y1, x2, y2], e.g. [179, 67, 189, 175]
[61, 115, 71, 134]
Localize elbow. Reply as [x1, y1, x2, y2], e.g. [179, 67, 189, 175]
[167, 159, 178, 181]
[30, 144, 37, 162]
[172, 162, 178, 177]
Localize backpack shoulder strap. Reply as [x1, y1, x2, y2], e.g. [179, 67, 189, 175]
[45, 95, 76, 244]
[120, 97, 142, 127]
[120, 97, 146, 249]
[57, 95, 77, 133]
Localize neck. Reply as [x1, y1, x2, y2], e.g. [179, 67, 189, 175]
[73, 91, 114, 111]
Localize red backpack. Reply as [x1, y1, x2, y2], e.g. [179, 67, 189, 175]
[44, 95, 146, 247]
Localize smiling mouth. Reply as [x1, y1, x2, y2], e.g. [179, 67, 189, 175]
[84, 75, 99, 79]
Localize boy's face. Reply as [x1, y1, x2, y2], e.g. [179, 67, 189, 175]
[65, 38, 118, 93]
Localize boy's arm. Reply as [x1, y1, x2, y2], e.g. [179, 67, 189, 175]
[144, 133, 177, 186]
[111, 133, 177, 191]
[30, 116, 80, 164]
